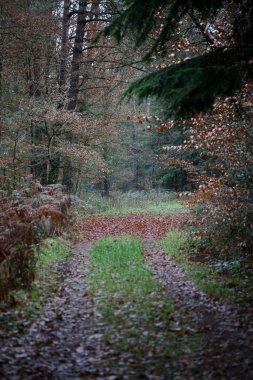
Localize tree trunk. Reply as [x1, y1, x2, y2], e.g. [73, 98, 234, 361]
[0, 54, 3, 142]
[101, 176, 109, 197]
[59, 0, 70, 90]
[30, 121, 48, 185]
[131, 122, 141, 190]
[67, 0, 87, 111]
[62, 0, 87, 192]
[48, 155, 60, 184]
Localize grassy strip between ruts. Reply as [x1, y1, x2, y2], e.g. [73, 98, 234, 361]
[0, 238, 72, 334]
[88, 236, 189, 377]
[160, 229, 253, 305]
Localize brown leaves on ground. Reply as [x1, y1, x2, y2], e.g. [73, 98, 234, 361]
[81, 212, 189, 241]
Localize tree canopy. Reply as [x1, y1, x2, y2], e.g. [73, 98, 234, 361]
[105, 0, 253, 117]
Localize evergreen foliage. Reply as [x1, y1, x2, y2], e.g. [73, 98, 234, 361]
[125, 50, 242, 118]
[106, 0, 223, 53]
[106, 0, 253, 117]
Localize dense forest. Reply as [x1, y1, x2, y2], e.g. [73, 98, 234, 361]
[0, 1, 253, 378]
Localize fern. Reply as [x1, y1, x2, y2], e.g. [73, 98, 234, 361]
[0, 180, 72, 300]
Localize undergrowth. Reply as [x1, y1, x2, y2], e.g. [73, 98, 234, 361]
[0, 238, 71, 336]
[88, 236, 189, 377]
[160, 229, 253, 305]
[0, 179, 72, 300]
[36, 237, 71, 281]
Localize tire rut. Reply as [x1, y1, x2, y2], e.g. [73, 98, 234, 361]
[0, 243, 117, 380]
[1, 219, 253, 380]
[144, 238, 253, 380]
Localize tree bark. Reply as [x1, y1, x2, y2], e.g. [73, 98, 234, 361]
[48, 155, 60, 184]
[59, 0, 70, 90]
[67, 0, 87, 111]
[63, 0, 87, 192]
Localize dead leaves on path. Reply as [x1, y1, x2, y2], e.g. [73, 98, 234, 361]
[81, 213, 189, 241]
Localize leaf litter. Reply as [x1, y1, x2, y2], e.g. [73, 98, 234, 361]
[0, 213, 252, 379]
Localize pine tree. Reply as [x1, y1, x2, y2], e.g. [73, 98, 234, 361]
[105, 0, 253, 118]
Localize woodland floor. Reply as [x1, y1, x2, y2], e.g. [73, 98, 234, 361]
[0, 211, 253, 379]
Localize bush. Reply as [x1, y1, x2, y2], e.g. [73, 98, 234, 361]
[0, 179, 72, 299]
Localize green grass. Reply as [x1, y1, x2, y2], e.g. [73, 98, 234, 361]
[25, 237, 72, 313]
[159, 229, 187, 257]
[99, 199, 185, 216]
[36, 237, 72, 280]
[0, 238, 72, 332]
[88, 236, 189, 376]
[160, 229, 253, 304]
[89, 236, 158, 298]
[75, 190, 187, 216]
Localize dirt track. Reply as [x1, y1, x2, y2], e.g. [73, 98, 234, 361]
[1, 213, 252, 379]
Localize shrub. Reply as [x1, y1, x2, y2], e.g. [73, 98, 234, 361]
[180, 89, 253, 260]
[0, 178, 72, 299]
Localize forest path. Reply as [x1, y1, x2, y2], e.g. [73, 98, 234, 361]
[0, 212, 253, 379]
[81, 213, 253, 379]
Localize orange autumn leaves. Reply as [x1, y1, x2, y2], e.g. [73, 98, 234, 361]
[81, 213, 189, 242]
